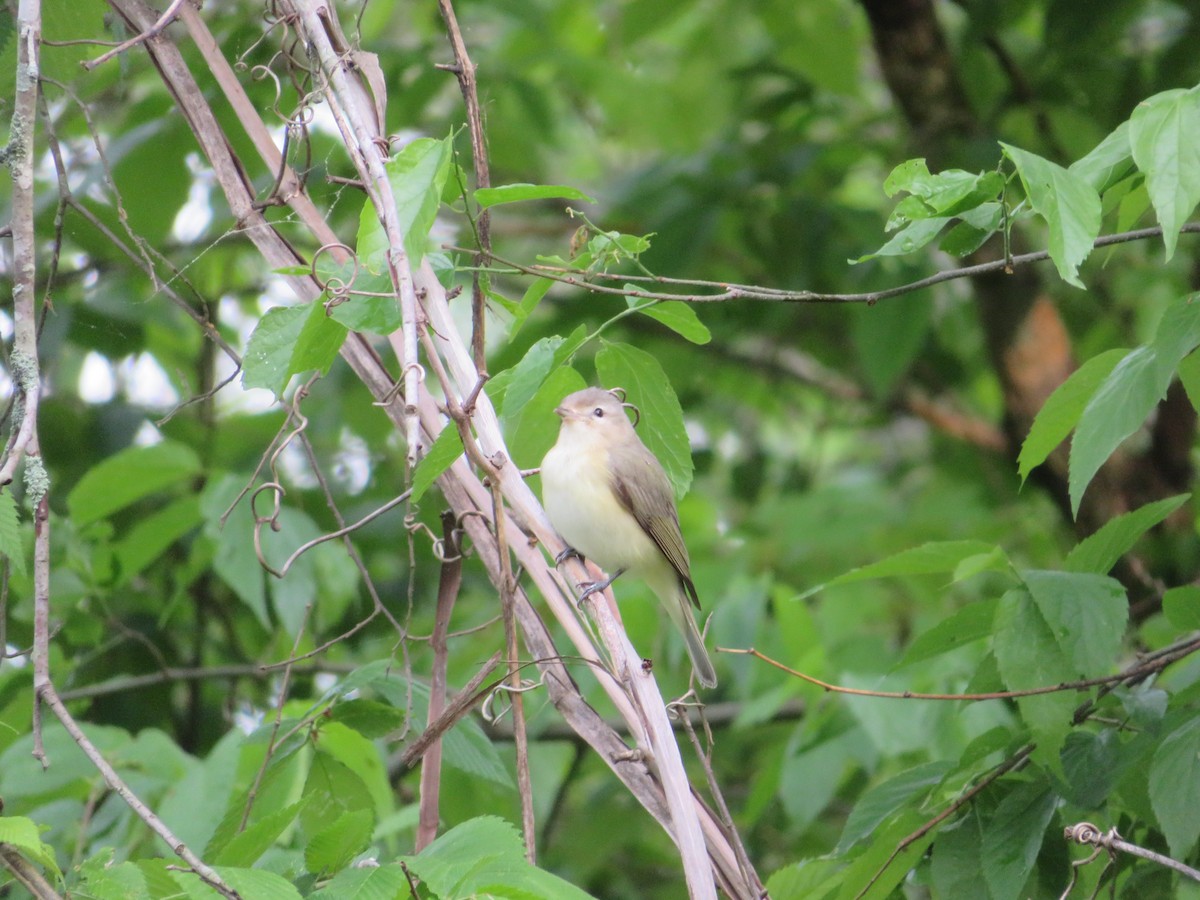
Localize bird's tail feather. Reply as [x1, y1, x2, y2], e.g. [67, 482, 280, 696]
[681, 609, 718, 689]
[656, 576, 717, 689]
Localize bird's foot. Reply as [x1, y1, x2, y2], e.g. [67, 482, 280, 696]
[575, 568, 626, 608]
[554, 545, 583, 566]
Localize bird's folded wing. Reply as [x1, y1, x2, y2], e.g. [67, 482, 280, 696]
[608, 447, 701, 610]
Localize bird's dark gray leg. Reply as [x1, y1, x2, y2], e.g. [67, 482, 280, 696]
[554, 545, 583, 566]
[578, 568, 626, 602]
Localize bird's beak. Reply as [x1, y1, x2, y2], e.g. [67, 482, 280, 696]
[554, 405, 567, 418]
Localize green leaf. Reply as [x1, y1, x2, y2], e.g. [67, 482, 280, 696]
[293, 302, 349, 379]
[187, 867, 302, 900]
[157, 730, 244, 858]
[1179, 350, 1200, 411]
[1065, 494, 1190, 574]
[803, 540, 1002, 598]
[357, 136, 453, 269]
[1061, 730, 1120, 809]
[590, 230, 651, 260]
[631, 299, 712, 345]
[308, 864, 412, 900]
[939, 203, 1003, 257]
[883, 158, 932, 197]
[554, 323, 590, 366]
[404, 816, 595, 900]
[242, 302, 347, 396]
[211, 798, 309, 867]
[766, 859, 842, 900]
[1001, 143, 1101, 288]
[1021, 570, 1127, 676]
[981, 783, 1056, 900]
[79, 855, 149, 898]
[407, 815, 526, 895]
[932, 811, 992, 900]
[201, 475, 266, 627]
[1018, 348, 1127, 483]
[306, 808, 375, 875]
[474, 182, 596, 208]
[1163, 585, 1200, 630]
[929, 170, 1004, 216]
[113, 494, 202, 583]
[834, 809, 938, 900]
[854, 216, 950, 263]
[992, 588, 1075, 760]
[0, 815, 60, 879]
[595, 341, 693, 498]
[1070, 295, 1200, 515]
[0, 491, 24, 576]
[329, 699, 406, 739]
[327, 290, 402, 336]
[242, 305, 307, 394]
[897, 598, 998, 667]
[1069, 121, 1134, 194]
[301, 752, 377, 840]
[311, 722, 392, 821]
[836, 761, 953, 853]
[411, 426, 465, 503]
[508, 277, 553, 340]
[509, 364, 588, 471]
[1129, 86, 1200, 259]
[68, 441, 202, 526]
[1150, 717, 1200, 858]
[502, 337, 563, 427]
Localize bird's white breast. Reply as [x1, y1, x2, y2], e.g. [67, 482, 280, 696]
[542, 428, 660, 575]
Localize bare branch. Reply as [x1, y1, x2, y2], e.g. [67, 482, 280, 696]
[394, 651, 503, 772]
[39, 685, 241, 897]
[463, 221, 1200, 306]
[1062, 823, 1200, 890]
[437, 0, 491, 373]
[858, 744, 1036, 899]
[416, 511, 463, 852]
[0, 844, 63, 899]
[725, 638, 1200, 702]
[492, 478, 537, 863]
[83, 0, 188, 69]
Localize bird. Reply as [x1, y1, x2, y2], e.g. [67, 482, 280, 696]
[540, 386, 717, 689]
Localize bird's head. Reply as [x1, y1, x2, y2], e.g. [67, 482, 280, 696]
[555, 387, 640, 444]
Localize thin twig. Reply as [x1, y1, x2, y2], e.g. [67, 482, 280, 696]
[856, 744, 1036, 899]
[83, 0, 188, 69]
[56, 663, 352, 701]
[675, 709, 763, 899]
[239, 605, 312, 831]
[39, 685, 241, 898]
[0, 844, 63, 899]
[258, 487, 413, 578]
[459, 221, 1200, 306]
[393, 651, 503, 772]
[436, 0, 491, 374]
[492, 476, 537, 863]
[416, 512, 463, 851]
[1064, 822, 1200, 886]
[724, 639, 1200, 701]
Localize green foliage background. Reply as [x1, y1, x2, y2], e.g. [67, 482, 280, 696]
[2, 0, 1200, 898]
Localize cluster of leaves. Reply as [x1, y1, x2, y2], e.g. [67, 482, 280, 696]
[757, 93, 1200, 899]
[0, 661, 581, 898]
[867, 85, 1200, 288]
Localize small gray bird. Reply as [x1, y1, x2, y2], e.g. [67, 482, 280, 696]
[541, 387, 717, 689]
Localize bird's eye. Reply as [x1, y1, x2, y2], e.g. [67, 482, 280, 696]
[593, 407, 604, 418]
